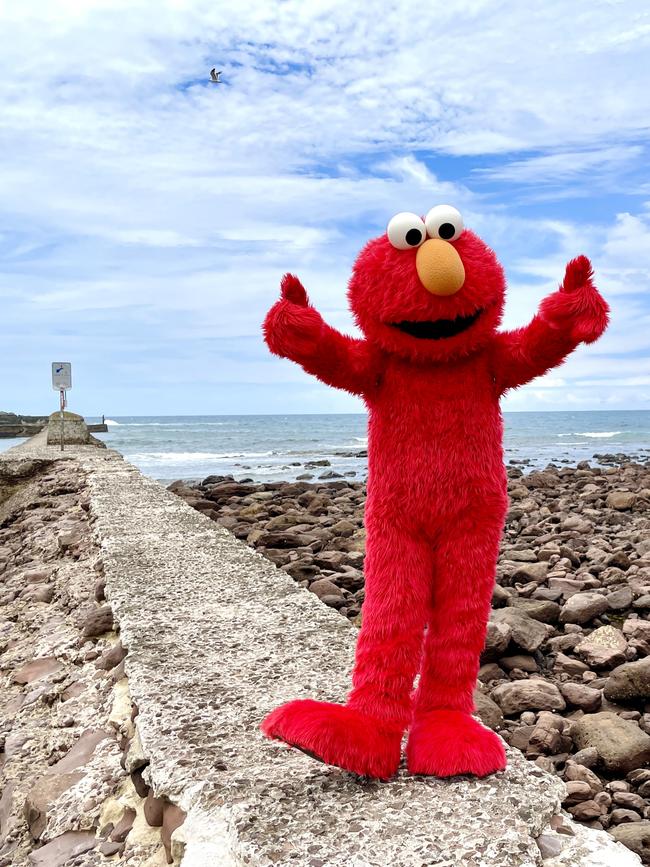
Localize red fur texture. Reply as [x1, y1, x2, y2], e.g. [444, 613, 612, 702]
[262, 225, 609, 780]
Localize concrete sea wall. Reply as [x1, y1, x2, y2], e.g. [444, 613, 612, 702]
[0, 437, 641, 866]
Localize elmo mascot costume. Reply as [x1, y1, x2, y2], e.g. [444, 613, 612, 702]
[261, 205, 609, 780]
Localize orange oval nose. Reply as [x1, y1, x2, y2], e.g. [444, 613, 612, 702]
[415, 238, 465, 296]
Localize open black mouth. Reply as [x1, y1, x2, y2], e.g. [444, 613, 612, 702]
[389, 309, 483, 340]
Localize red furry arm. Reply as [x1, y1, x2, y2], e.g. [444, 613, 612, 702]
[491, 256, 609, 394]
[263, 274, 379, 397]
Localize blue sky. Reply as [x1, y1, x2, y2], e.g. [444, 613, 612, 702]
[1, 0, 649, 416]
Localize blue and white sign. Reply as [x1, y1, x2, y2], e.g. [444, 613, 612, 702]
[52, 362, 72, 391]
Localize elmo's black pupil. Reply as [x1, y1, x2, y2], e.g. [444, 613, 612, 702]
[405, 228, 422, 246]
[439, 222, 455, 240]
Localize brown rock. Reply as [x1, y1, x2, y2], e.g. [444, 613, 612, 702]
[604, 657, 650, 701]
[575, 626, 627, 669]
[28, 830, 96, 866]
[492, 680, 566, 715]
[527, 713, 565, 755]
[563, 780, 592, 804]
[308, 578, 343, 600]
[473, 690, 504, 731]
[144, 792, 164, 827]
[12, 657, 62, 684]
[606, 491, 637, 510]
[482, 620, 511, 660]
[99, 841, 124, 856]
[82, 605, 114, 637]
[559, 592, 608, 625]
[610, 821, 650, 860]
[24, 773, 84, 839]
[559, 682, 601, 713]
[96, 641, 127, 671]
[490, 608, 553, 652]
[568, 799, 603, 820]
[506, 597, 559, 624]
[49, 729, 110, 773]
[572, 712, 650, 773]
[500, 655, 538, 672]
[554, 653, 589, 676]
[613, 791, 647, 812]
[110, 806, 136, 842]
[512, 562, 550, 583]
[161, 802, 186, 863]
[609, 808, 642, 825]
[606, 586, 634, 610]
[565, 762, 603, 795]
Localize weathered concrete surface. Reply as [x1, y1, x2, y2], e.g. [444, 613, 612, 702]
[46, 411, 91, 446]
[5, 436, 641, 867]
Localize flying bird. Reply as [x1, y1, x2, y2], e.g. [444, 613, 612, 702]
[210, 68, 222, 83]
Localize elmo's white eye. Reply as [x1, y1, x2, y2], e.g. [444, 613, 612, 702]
[387, 212, 427, 250]
[425, 205, 464, 241]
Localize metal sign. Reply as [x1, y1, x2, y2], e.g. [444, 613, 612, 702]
[52, 362, 72, 391]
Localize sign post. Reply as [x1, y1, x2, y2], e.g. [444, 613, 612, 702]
[51, 363, 72, 452]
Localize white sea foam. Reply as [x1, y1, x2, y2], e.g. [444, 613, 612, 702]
[575, 431, 622, 438]
[119, 422, 227, 427]
[128, 451, 274, 463]
[104, 419, 120, 426]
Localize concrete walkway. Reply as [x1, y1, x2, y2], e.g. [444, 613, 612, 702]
[4, 437, 640, 866]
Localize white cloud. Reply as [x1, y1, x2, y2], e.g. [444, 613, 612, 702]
[0, 1, 649, 413]
[474, 146, 644, 185]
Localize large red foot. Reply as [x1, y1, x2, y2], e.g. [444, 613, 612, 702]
[261, 699, 402, 780]
[406, 710, 506, 778]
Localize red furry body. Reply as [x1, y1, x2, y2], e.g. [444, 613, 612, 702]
[261, 221, 609, 780]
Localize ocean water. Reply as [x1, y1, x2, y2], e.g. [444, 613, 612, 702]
[76, 411, 650, 483]
[3, 412, 648, 483]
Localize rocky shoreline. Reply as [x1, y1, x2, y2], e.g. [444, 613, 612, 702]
[170, 458, 650, 862]
[0, 459, 184, 865]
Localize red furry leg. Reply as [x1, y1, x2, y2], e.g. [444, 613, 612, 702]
[407, 513, 507, 778]
[262, 522, 434, 779]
